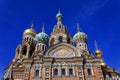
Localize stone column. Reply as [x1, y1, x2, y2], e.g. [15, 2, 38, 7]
[26, 45, 30, 58]
[55, 37, 58, 44]
[66, 65, 69, 76]
[39, 64, 42, 77]
[58, 64, 61, 76]
[91, 65, 94, 76]
[73, 66, 75, 76]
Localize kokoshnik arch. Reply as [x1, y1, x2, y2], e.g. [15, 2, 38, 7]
[3, 10, 120, 80]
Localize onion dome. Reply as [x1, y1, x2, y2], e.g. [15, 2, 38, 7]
[101, 61, 107, 68]
[23, 21, 36, 36]
[56, 12, 63, 19]
[94, 41, 103, 59]
[56, 9, 63, 19]
[34, 25, 49, 44]
[23, 28, 36, 36]
[56, 9, 63, 25]
[95, 50, 102, 58]
[73, 24, 88, 44]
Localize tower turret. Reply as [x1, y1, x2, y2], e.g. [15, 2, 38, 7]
[49, 10, 72, 46]
[34, 25, 49, 45]
[23, 21, 36, 44]
[33, 25, 49, 58]
[15, 21, 37, 59]
[73, 24, 88, 52]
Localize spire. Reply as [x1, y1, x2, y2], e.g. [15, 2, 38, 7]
[31, 20, 34, 29]
[94, 40, 99, 50]
[77, 23, 80, 32]
[94, 40, 103, 59]
[58, 8, 61, 13]
[56, 9, 63, 24]
[23, 20, 36, 37]
[42, 24, 45, 32]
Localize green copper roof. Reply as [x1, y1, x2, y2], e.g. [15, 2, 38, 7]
[73, 31, 88, 43]
[56, 12, 63, 18]
[34, 32, 49, 44]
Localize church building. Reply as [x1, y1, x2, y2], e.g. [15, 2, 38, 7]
[3, 10, 120, 80]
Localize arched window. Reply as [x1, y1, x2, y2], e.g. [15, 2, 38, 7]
[22, 46, 27, 55]
[87, 69, 92, 75]
[79, 44, 81, 47]
[59, 25, 61, 28]
[24, 37, 26, 41]
[62, 68, 65, 75]
[36, 45, 39, 50]
[54, 69, 58, 75]
[30, 38, 31, 41]
[35, 70, 39, 77]
[67, 38, 70, 43]
[69, 68, 73, 75]
[42, 45, 44, 50]
[59, 36, 63, 43]
[27, 37, 29, 42]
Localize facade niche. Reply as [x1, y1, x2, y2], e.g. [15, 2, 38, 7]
[54, 69, 58, 76]
[62, 69, 65, 75]
[69, 68, 73, 75]
[22, 46, 27, 55]
[87, 69, 92, 76]
[58, 36, 63, 43]
[35, 70, 39, 77]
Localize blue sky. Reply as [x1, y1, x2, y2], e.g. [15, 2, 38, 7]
[0, 0, 120, 78]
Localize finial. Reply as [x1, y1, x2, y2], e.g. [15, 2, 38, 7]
[94, 40, 99, 50]
[42, 24, 45, 32]
[56, 9, 63, 24]
[58, 8, 61, 13]
[77, 23, 80, 32]
[31, 20, 34, 29]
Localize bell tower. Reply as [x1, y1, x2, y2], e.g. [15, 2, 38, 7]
[49, 10, 72, 46]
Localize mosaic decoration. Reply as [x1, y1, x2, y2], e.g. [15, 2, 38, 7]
[51, 49, 74, 58]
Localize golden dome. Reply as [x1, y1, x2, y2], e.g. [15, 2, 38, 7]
[95, 50, 102, 58]
[95, 50, 102, 54]
[101, 61, 107, 68]
[23, 28, 36, 36]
